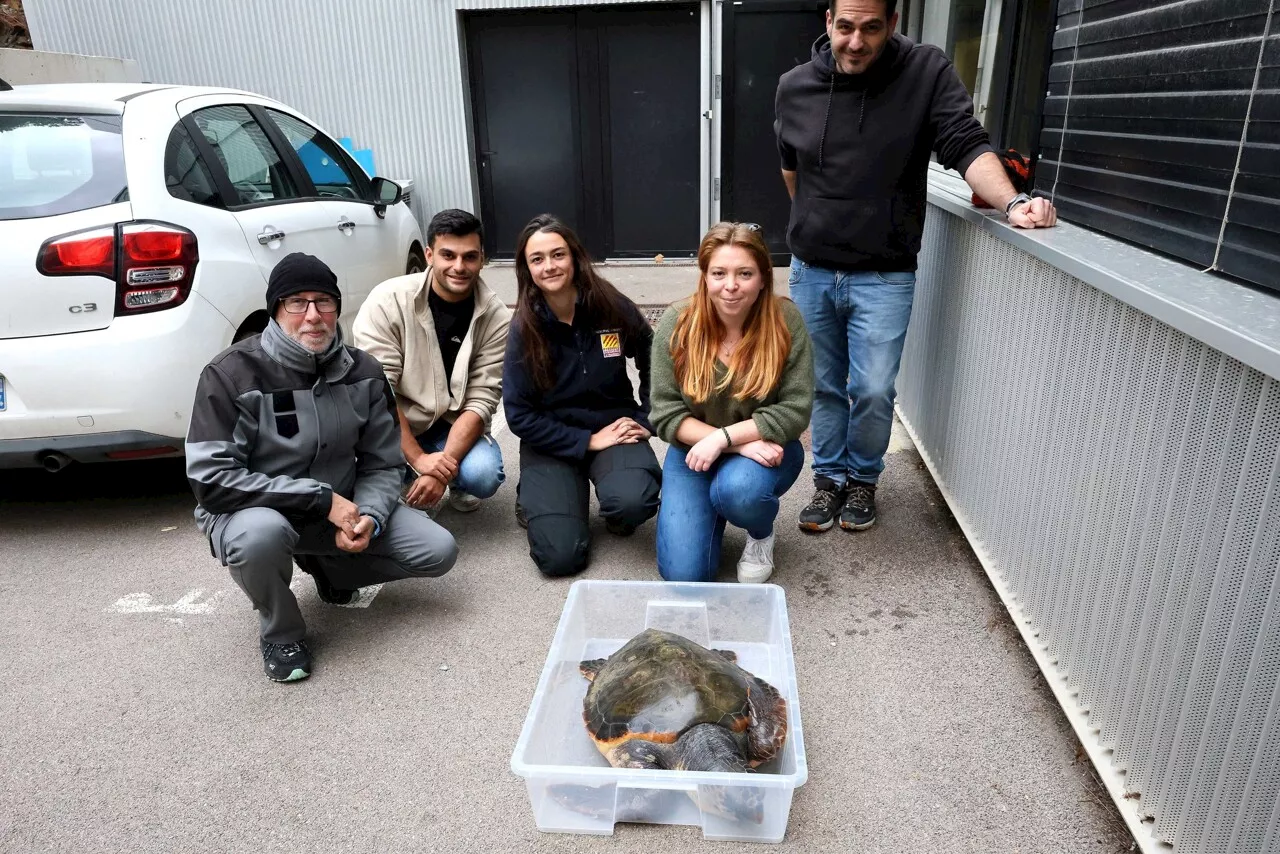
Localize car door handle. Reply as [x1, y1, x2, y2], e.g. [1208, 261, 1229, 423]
[337, 218, 356, 231]
[258, 228, 286, 245]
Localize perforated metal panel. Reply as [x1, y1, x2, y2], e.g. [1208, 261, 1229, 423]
[899, 209, 1280, 854]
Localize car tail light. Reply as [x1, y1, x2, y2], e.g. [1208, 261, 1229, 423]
[37, 227, 116, 278]
[37, 221, 200, 316]
[119, 223, 199, 314]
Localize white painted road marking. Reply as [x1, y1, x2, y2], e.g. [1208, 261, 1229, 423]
[106, 589, 227, 614]
[107, 580, 383, 614]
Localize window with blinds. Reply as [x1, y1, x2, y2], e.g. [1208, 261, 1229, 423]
[1035, 0, 1279, 294]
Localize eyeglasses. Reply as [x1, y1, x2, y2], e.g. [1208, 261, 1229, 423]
[737, 222, 762, 232]
[281, 296, 339, 314]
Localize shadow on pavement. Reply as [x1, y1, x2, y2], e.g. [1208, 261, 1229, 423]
[0, 458, 191, 505]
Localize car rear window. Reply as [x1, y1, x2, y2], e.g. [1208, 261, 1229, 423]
[0, 113, 128, 220]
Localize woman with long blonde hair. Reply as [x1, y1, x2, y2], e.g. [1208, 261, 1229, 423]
[649, 223, 814, 582]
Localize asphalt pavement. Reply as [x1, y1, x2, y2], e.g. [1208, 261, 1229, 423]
[0, 264, 1132, 853]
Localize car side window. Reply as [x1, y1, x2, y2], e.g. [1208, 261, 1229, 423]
[266, 109, 369, 202]
[163, 122, 220, 207]
[191, 105, 298, 206]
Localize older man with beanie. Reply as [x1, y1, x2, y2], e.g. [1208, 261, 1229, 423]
[186, 252, 457, 683]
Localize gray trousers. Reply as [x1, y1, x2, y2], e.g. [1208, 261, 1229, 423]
[210, 503, 458, 643]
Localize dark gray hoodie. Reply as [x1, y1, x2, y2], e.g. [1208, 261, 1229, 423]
[775, 33, 992, 272]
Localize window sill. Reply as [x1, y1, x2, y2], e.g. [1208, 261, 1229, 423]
[926, 164, 1280, 380]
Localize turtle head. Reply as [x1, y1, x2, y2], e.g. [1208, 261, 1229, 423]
[675, 724, 765, 824]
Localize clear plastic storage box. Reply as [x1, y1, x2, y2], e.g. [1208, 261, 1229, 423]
[510, 580, 807, 843]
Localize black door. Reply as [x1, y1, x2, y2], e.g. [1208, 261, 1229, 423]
[721, 1, 828, 261]
[467, 5, 701, 260]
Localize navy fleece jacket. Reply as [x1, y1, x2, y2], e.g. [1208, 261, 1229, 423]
[502, 297, 653, 460]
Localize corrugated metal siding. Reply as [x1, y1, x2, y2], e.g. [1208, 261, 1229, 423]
[23, 0, 688, 226]
[899, 205, 1280, 854]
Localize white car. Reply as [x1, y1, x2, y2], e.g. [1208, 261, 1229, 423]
[0, 83, 425, 470]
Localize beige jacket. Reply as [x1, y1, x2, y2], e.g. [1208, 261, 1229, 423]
[352, 269, 512, 436]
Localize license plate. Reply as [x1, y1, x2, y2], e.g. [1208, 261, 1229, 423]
[0, 375, 6, 411]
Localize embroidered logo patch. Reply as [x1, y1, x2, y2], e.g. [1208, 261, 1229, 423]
[599, 331, 622, 358]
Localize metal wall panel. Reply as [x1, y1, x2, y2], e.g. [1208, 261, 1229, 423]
[899, 206, 1280, 854]
[23, 0, 686, 228]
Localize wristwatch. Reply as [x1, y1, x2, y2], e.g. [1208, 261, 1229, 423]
[1005, 192, 1033, 216]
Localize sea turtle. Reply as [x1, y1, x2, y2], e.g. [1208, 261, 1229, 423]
[578, 627, 788, 822]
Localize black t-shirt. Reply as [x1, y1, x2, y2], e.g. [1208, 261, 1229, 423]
[429, 285, 475, 380]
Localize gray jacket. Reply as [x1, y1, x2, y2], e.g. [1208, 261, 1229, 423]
[185, 319, 403, 536]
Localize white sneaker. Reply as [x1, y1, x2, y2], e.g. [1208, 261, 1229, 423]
[446, 487, 481, 513]
[737, 533, 775, 584]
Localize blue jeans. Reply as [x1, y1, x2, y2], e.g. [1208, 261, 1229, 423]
[411, 419, 505, 499]
[656, 440, 804, 582]
[788, 259, 915, 487]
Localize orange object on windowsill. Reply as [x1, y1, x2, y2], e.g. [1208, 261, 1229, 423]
[973, 149, 1032, 209]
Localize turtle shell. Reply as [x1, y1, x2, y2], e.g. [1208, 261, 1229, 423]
[582, 628, 753, 745]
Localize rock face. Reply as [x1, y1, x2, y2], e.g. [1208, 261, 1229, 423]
[1, 1, 33, 50]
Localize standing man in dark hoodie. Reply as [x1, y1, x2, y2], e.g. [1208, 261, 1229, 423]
[776, 0, 1057, 534]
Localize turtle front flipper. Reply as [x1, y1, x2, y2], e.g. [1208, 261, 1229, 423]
[579, 658, 607, 682]
[712, 649, 738, 663]
[606, 739, 672, 770]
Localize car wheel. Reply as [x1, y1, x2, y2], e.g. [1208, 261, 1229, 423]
[406, 249, 426, 276]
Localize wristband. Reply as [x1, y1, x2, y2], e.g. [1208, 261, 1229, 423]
[1005, 192, 1032, 216]
[721, 427, 733, 448]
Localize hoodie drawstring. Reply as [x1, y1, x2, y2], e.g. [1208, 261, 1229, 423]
[818, 78, 868, 171]
[818, 74, 834, 170]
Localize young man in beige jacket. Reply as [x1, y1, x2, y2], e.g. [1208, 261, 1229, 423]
[353, 209, 512, 514]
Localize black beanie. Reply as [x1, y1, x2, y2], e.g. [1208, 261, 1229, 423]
[266, 253, 342, 314]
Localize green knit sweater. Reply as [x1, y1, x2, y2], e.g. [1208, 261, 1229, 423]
[649, 299, 814, 448]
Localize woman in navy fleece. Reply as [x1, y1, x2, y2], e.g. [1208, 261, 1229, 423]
[502, 214, 661, 577]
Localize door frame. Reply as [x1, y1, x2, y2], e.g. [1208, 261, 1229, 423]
[462, 2, 711, 260]
[720, 0, 826, 265]
[463, 9, 587, 258]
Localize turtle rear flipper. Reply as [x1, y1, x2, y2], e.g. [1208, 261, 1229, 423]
[745, 677, 788, 765]
[712, 648, 738, 663]
[579, 658, 607, 681]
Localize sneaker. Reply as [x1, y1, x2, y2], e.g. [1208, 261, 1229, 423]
[737, 533, 775, 584]
[295, 557, 355, 605]
[447, 487, 481, 513]
[606, 518, 637, 537]
[798, 478, 846, 532]
[515, 503, 529, 529]
[261, 639, 312, 682]
[840, 482, 877, 531]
